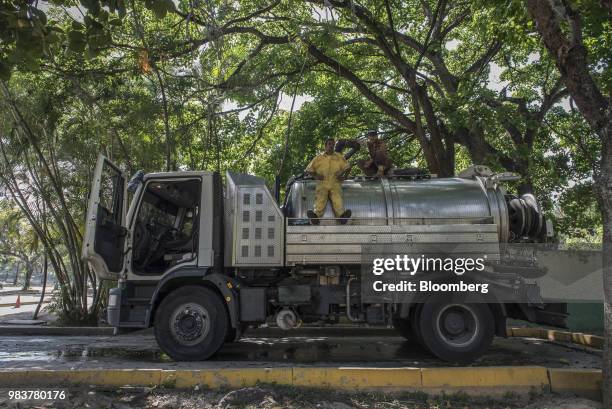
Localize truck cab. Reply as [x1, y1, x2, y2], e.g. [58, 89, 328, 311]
[83, 155, 567, 363]
[83, 158, 221, 281]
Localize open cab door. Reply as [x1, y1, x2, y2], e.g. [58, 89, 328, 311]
[82, 155, 128, 280]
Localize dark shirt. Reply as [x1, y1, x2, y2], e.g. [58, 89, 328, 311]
[367, 140, 392, 169]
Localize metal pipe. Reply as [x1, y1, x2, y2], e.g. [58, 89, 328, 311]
[346, 277, 363, 322]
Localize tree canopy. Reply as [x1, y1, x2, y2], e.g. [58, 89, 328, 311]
[0, 0, 609, 321]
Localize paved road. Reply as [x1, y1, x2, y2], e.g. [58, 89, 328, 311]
[0, 330, 601, 370]
[0, 286, 57, 321]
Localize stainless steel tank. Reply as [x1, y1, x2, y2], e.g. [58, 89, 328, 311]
[285, 176, 511, 242]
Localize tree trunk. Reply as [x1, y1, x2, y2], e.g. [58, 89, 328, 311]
[525, 1, 611, 403]
[12, 262, 19, 285]
[22, 260, 34, 291]
[153, 65, 174, 172]
[33, 254, 48, 320]
[599, 114, 612, 406]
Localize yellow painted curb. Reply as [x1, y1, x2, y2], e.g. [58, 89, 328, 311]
[421, 366, 549, 390]
[160, 368, 293, 388]
[548, 368, 602, 400]
[292, 367, 421, 389]
[0, 369, 162, 387]
[508, 327, 603, 350]
[0, 367, 601, 398]
[572, 333, 604, 349]
[508, 327, 541, 338]
[542, 330, 572, 343]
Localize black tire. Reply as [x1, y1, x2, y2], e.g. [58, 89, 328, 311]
[417, 301, 494, 363]
[409, 304, 432, 354]
[154, 286, 229, 361]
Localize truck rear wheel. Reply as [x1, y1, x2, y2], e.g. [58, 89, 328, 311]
[417, 301, 494, 363]
[408, 304, 432, 353]
[154, 286, 228, 361]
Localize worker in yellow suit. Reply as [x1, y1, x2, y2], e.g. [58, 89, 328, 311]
[305, 138, 352, 225]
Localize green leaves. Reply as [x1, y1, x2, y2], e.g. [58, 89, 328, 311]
[102, 0, 127, 17]
[68, 30, 87, 52]
[0, 2, 56, 78]
[81, 0, 101, 16]
[66, 13, 113, 58]
[0, 0, 603, 242]
[0, 60, 11, 81]
[144, 0, 175, 19]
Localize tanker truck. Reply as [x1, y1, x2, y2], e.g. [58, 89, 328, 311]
[82, 155, 566, 363]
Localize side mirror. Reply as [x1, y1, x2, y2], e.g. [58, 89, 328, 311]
[127, 170, 145, 193]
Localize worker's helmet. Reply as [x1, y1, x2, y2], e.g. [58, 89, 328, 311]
[367, 129, 378, 136]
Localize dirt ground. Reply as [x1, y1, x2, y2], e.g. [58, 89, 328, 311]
[0, 385, 603, 409]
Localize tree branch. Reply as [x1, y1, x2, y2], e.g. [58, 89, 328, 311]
[305, 42, 417, 133]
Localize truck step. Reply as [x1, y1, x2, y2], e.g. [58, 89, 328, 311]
[124, 298, 152, 304]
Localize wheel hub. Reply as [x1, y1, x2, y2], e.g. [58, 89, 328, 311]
[435, 304, 479, 348]
[170, 303, 210, 346]
[443, 312, 465, 335]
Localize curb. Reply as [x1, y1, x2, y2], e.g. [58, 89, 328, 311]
[0, 301, 51, 308]
[0, 326, 114, 336]
[507, 327, 604, 349]
[0, 367, 601, 400]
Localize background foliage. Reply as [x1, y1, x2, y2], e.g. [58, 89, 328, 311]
[0, 0, 608, 321]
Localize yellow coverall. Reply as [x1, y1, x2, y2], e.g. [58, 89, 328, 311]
[306, 152, 349, 217]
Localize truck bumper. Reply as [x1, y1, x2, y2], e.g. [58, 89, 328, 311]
[107, 287, 122, 327]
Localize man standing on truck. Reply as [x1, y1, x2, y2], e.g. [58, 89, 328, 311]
[357, 129, 393, 177]
[305, 138, 352, 225]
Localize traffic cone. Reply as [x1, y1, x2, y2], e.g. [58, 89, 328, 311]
[14, 295, 21, 309]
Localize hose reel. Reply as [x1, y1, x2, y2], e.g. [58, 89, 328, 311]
[506, 193, 546, 240]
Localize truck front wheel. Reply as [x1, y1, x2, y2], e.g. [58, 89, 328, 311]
[417, 302, 494, 363]
[154, 286, 229, 361]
